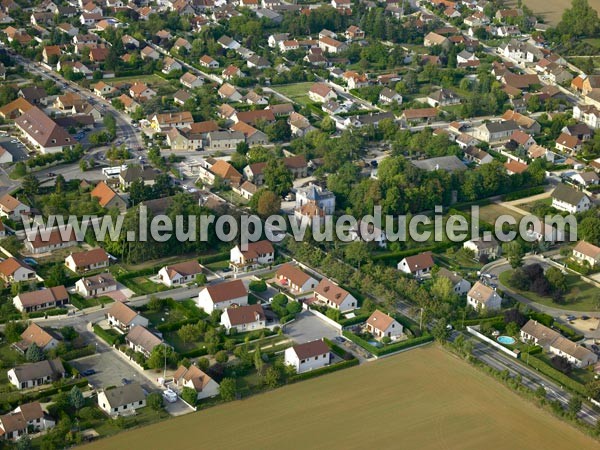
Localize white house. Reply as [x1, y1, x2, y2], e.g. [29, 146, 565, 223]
[197, 279, 248, 313]
[551, 184, 591, 214]
[572, 241, 600, 267]
[463, 237, 502, 260]
[7, 359, 65, 390]
[0, 193, 30, 220]
[220, 304, 266, 333]
[17, 323, 60, 353]
[125, 326, 163, 358]
[75, 273, 117, 297]
[284, 340, 330, 373]
[0, 257, 36, 284]
[436, 268, 471, 296]
[397, 252, 435, 278]
[229, 240, 275, 272]
[65, 248, 110, 273]
[106, 301, 149, 332]
[349, 220, 387, 248]
[314, 278, 357, 312]
[97, 383, 146, 417]
[0, 402, 55, 441]
[172, 365, 219, 400]
[467, 281, 502, 311]
[13, 286, 69, 314]
[157, 260, 203, 287]
[275, 263, 318, 294]
[366, 310, 403, 341]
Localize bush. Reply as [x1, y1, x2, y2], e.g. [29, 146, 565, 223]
[61, 345, 95, 361]
[180, 347, 208, 358]
[249, 280, 267, 292]
[288, 359, 359, 383]
[525, 355, 586, 396]
[93, 324, 119, 346]
[502, 186, 545, 201]
[342, 331, 434, 357]
[181, 386, 197, 406]
[323, 338, 354, 360]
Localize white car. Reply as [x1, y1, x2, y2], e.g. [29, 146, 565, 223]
[10, 140, 19, 144]
[162, 389, 177, 403]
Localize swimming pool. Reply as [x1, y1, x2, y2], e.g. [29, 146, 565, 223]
[497, 335, 516, 345]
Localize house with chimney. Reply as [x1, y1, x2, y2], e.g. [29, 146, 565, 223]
[220, 304, 266, 333]
[197, 279, 248, 313]
[157, 260, 203, 287]
[65, 247, 110, 273]
[229, 240, 275, 272]
[284, 340, 330, 373]
[397, 252, 435, 278]
[313, 278, 357, 312]
[75, 272, 117, 297]
[106, 301, 148, 332]
[467, 281, 502, 311]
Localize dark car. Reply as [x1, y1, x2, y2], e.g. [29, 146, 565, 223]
[370, 160, 378, 168]
[46, 172, 55, 177]
[81, 369, 96, 376]
[121, 378, 131, 385]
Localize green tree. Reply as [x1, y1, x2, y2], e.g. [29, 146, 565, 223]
[503, 241, 525, 269]
[568, 395, 582, 416]
[431, 318, 449, 341]
[263, 366, 282, 388]
[430, 276, 454, 302]
[147, 345, 178, 370]
[557, 0, 599, 37]
[263, 159, 293, 196]
[344, 241, 370, 269]
[26, 343, 45, 362]
[12, 161, 26, 178]
[505, 321, 519, 337]
[178, 324, 201, 344]
[46, 263, 68, 287]
[22, 174, 40, 196]
[254, 346, 264, 375]
[219, 378, 237, 401]
[181, 386, 197, 406]
[546, 267, 568, 293]
[4, 321, 25, 343]
[215, 350, 229, 364]
[255, 190, 281, 218]
[578, 217, 600, 246]
[69, 385, 85, 410]
[147, 392, 164, 411]
[249, 279, 267, 292]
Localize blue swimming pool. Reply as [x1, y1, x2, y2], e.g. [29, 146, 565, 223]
[497, 335, 516, 345]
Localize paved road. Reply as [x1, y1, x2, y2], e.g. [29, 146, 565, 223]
[463, 333, 599, 425]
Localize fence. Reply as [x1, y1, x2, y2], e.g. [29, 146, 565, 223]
[307, 308, 343, 331]
[466, 325, 520, 359]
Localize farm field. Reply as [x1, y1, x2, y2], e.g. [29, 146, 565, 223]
[478, 203, 524, 225]
[524, 0, 600, 24]
[84, 346, 598, 450]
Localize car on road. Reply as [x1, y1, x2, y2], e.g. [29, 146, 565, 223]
[46, 172, 56, 177]
[162, 389, 177, 403]
[81, 369, 96, 376]
[334, 336, 346, 343]
[567, 315, 576, 321]
[10, 139, 19, 144]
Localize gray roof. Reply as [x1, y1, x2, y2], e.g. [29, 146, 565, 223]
[482, 120, 518, 133]
[120, 165, 159, 183]
[437, 268, 465, 285]
[298, 184, 334, 201]
[12, 359, 65, 383]
[411, 155, 467, 172]
[102, 383, 145, 408]
[551, 183, 587, 206]
[208, 131, 245, 141]
[126, 326, 162, 354]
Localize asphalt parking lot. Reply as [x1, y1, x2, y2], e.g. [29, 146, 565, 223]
[0, 135, 29, 161]
[283, 310, 340, 344]
[70, 348, 152, 391]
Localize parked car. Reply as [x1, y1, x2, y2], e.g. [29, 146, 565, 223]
[162, 389, 177, 403]
[81, 369, 96, 376]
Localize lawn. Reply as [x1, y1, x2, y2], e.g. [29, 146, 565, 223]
[271, 82, 314, 106]
[122, 276, 170, 295]
[71, 294, 114, 310]
[204, 259, 230, 271]
[106, 74, 169, 88]
[163, 331, 206, 354]
[85, 345, 599, 450]
[478, 203, 524, 226]
[500, 270, 600, 311]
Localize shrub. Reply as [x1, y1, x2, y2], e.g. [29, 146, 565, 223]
[288, 359, 359, 383]
[526, 355, 585, 396]
[249, 280, 267, 292]
[181, 387, 197, 406]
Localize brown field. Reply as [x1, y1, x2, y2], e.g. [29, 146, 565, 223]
[478, 203, 524, 225]
[84, 346, 599, 450]
[524, 0, 600, 25]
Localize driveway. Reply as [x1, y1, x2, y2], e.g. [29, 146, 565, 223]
[0, 135, 29, 161]
[283, 310, 340, 344]
[163, 398, 195, 417]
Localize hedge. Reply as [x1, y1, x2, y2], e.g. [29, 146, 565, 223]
[502, 186, 546, 202]
[528, 312, 554, 327]
[156, 318, 198, 332]
[394, 314, 422, 337]
[180, 347, 208, 358]
[199, 252, 230, 265]
[323, 338, 353, 359]
[371, 241, 455, 263]
[553, 323, 583, 342]
[524, 355, 586, 396]
[0, 379, 89, 409]
[337, 313, 370, 327]
[93, 324, 121, 346]
[62, 345, 96, 361]
[288, 358, 359, 383]
[342, 330, 434, 357]
[28, 308, 68, 319]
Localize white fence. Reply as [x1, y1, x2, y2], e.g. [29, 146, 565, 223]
[466, 325, 520, 359]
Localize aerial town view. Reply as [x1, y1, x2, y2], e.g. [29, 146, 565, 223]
[2, 0, 600, 448]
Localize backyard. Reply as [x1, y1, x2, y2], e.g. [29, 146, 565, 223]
[271, 82, 314, 105]
[500, 270, 600, 311]
[85, 345, 599, 450]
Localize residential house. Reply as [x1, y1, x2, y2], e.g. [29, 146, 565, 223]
[573, 104, 600, 129]
[231, 121, 268, 146]
[172, 365, 219, 400]
[318, 36, 347, 54]
[308, 83, 336, 103]
[314, 278, 357, 312]
[233, 109, 275, 126]
[106, 301, 148, 332]
[119, 165, 158, 190]
[7, 359, 65, 390]
[275, 263, 318, 294]
[411, 155, 467, 173]
[125, 326, 162, 358]
[207, 131, 245, 151]
[400, 108, 438, 124]
[129, 82, 156, 102]
[140, 46, 160, 61]
[180, 72, 203, 89]
[0, 402, 54, 440]
[510, 130, 536, 149]
[197, 279, 248, 313]
[504, 159, 528, 175]
[397, 252, 435, 278]
[232, 181, 258, 200]
[217, 35, 240, 50]
[0, 193, 29, 220]
[551, 183, 591, 214]
[467, 281, 502, 311]
[217, 83, 243, 102]
[75, 273, 117, 297]
[379, 87, 402, 105]
[13, 286, 69, 314]
[93, 81, 117, 98]
[424, 32, 451, 48]
[199, 55, 219, 68]
[563, 124, 593, 141]
[16, 323, 59, 353]
[229, 240, 274, 272]
[473, 120, 519, 143]
[220, 304, 266, 333]
[157, 260, 203, 287]
[284, 340, 330, 373]
[162, 57, 182, 75]
[343, 71, 368, 90]
[0, 258, 36, 284]
[463, 236, 502, 260]
[294, 184, 336, 226]
[570, 171, 599, 187]
[520, 320, 597, 368]
[65, 248, 110, 273]
[572, 241, 600, 267]
[464, 146, 493, 164]
[427, 89, 460, 107]
[15, 107, 72, 154]
[91, 181, 127, 211]
[98, 384, 146, 417]
[348, 220, 387, 248]
[345, 25, 364, 40]
[25, 226, 78, 255]
[555, 133, 582, 154]
[151, 111, 194, 132]
[437, 268, 471, 295]
[366, 310, 403, 341]
[42, 45, 61, 64]
[288, 112, 314, 137]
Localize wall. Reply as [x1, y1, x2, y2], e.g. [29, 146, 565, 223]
[466, 325, 519, 359]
